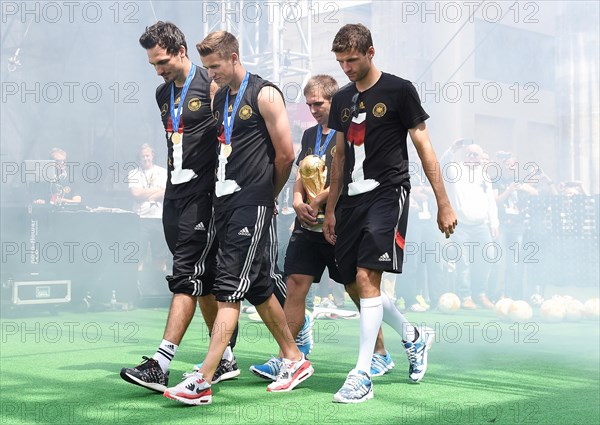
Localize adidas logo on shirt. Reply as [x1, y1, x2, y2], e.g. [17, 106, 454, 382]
[378, 252, 391, 262]
[238, 227, 251, 237]
[194, 222, 205, 231]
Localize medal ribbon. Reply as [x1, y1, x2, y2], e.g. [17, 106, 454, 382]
[315, 125, 336, 158]
[170, 64, 196, 134]
[223, 71, 250, 146]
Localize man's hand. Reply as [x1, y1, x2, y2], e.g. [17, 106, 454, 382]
[323, 211, 337, 245]
[437, 204, 458, 238]
[491, 225, 499, 240]
[294, 202, 317, 227]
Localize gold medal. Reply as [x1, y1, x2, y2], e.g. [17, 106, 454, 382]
[222, 144, 232, 158]
[172, 132, 182, 144]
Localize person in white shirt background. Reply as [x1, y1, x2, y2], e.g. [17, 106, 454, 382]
[128, 143, 169, 273]
[441, 139, 499, 310]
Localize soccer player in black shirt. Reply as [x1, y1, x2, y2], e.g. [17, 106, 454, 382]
[121, 21, 239, 395]
[162, 31, 313, 406]
[324, 24, 457, 403]
[250, 75, 396, 380]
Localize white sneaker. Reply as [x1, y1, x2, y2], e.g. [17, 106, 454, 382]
[333, 369, 373, 403]
[163, 371, 212, 405]
[403, 326, 434, 383]
[267, 355, 314, 392]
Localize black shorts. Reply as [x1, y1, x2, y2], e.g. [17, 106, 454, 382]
[284, 227, 343, 284]
[162, 191, 217, 296]
[214, 205, 274, 305]
[334, 186, 409, 285]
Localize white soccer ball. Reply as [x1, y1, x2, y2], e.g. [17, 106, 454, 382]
[495, 298, 514, 321]
[438, 292, 461, 313]
[564, 299, 585, 322]
[584, 298, 600, 319]
[508, 300, 533, 322]
[540, 299, 566, 322]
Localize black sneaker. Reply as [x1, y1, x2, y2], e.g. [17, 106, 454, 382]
[212, 358, 240, 384]
[120, 356, 169, 392]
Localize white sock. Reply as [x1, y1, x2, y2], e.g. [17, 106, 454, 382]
[153, 339, 177, 373]
[222, 345, 233, 361]
[355, 296, 383, 374]
[380, 291, 417, 342]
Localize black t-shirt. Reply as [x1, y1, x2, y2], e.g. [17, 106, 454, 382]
[29, 172, 81, 204]
[328, 72, 429, 207]
[212, 73, 280, 210]
[156, 65, 217, 199]
[494, 177, 526, 224]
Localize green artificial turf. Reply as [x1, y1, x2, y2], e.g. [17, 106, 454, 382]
[1, 307, 598, 424]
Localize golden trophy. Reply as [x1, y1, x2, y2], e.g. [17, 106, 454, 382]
[299, 154, 327, 226]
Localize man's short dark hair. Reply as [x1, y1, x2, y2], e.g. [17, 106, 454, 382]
[331, 23, 373, 55]
[139, 21, 187, 56]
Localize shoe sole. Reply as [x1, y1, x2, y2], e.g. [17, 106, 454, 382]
[163, 390, 212, 405]
[267, 363, 314, 392]
[409, 328, 434, 383]
[332, 387, 374, 403]
[120, 370, 167, 393]
[212, 368, 241, 384]
[249, 366, 277, 381]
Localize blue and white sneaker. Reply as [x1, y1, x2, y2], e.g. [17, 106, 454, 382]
[333, 369, 373, 403]
[250, 357, 282, 381]
[370, 352, 395, 377]
[403, 326, 434, 383]
[295, 310, 314, 357]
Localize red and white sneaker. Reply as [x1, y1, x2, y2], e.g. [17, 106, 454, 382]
[163, 371, 212, 405]
[267, 354, 314, 392]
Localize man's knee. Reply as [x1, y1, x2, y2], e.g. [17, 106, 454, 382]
[286, 275, 312, 299]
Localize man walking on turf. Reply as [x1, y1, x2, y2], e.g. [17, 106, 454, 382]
[120, 21, 239, 394]
[162, 31, 312, 406]
[250, 75, 395, 380]
[324, 24, 457, 403]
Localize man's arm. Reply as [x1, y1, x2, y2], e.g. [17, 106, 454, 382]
[486, 182, 500, 239]
[130, 187, 163, 200]
[258, 86, 295, 198]
[61, 195, 82, 204]
[409, 122, 457, 238]
[323, 131, 346, 245]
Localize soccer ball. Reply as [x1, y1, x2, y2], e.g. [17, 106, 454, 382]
[540, 299, 566, 322]
[438, 293, 460, 313]
[508, 300, 533, 322]
[495, 298, 514, 321]
[564, 299, 585, 322]
[584, 298, 600, 319]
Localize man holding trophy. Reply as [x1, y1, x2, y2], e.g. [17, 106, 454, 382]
[251, 75, 395, 381]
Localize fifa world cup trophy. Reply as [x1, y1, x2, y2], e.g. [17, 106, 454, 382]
[299, 155, 327, 226]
